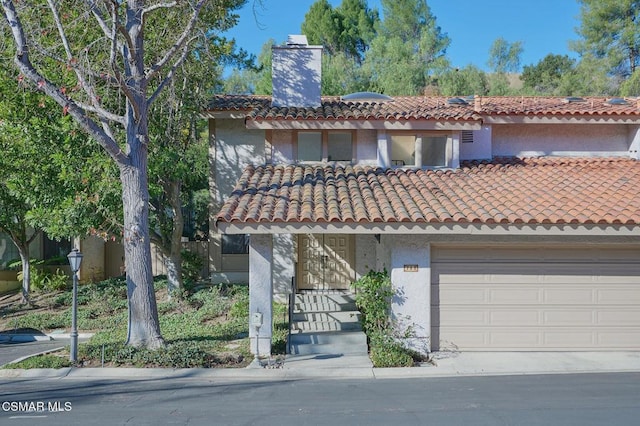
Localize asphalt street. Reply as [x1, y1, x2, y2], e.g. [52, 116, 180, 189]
[0, 340, 67, 366]
[1, 373, 639, 425]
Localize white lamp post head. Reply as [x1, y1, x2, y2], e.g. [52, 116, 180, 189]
[67, 248, 83, 273]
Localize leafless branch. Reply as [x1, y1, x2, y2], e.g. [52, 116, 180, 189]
[143, 1, 177, 16]
[87, 0, 114, 39]
[47, 0, 123, 125]
[145, 0, 207, 81]
[148, 36, 196, 105]
[1, 0, 129, 166]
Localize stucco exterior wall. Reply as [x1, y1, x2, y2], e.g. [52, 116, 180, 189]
[78, 236, 105, 283]
[492, 124, 630, 157]
[460, 126, 492, 160]
[273, 234, 295, 295]
[272, 129, 293, 163]
[213, 119, 266, 207]
[355, 130, 378, 164]
[355, 234, 377, 279]
[388, 235, 431, 354]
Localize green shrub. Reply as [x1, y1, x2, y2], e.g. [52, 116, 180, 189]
[181, 249, 204, 285]
[368, 332, 414, 368]
[351, 269, 394, 334]
[351, 270, 419, 368]
[10, 259, 69, 292]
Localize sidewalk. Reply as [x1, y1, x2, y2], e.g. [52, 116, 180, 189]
[1, 345, 639, 380]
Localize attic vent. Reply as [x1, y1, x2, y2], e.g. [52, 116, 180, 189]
[447, 97, 468, 106]
[341, 92, 393, 102]
[606, 97, 629, 105]
[563, 96, 586, 103]
[461, 130, 474, 144]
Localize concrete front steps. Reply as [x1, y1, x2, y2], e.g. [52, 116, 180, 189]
[289, 292, 368, 356]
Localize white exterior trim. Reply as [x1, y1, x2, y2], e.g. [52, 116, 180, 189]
[217, 222, 640, 237]
[245, 120, 482, 131]
[483, 116, 640, 125]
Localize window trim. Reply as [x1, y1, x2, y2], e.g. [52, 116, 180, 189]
[388, 131, 455, 169]
[295, 130, 355, 164]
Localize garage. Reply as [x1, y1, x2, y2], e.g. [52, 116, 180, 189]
[431, 245, 640, 351]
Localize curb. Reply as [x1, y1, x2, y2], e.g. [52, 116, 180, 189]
[0, 332, 94, 343]
[0, 335, 53, 343]
[2, 363, 640, 381]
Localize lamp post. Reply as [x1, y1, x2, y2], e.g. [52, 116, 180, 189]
[67, 248, 83, 363]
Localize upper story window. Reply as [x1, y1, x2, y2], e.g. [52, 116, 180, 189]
[296, 131, 353, 163]
[390, 133, 452, 168]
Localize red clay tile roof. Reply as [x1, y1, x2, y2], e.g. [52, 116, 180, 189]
[215, 157, 640, 226]
[206, 95, 640, 122]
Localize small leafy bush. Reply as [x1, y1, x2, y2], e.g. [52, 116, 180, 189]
[351, 270, 419, 368]
[181, 249, 204, 286]
[10, 259, 69, 292]
[368, 332, 414, 368]
[352, 270, 394, 334]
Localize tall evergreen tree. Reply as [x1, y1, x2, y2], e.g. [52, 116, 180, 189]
[363, 0, 450, 95]
[574, 0, 640, 79]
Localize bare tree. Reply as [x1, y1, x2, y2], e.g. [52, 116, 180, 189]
[1, 0, 231, 348]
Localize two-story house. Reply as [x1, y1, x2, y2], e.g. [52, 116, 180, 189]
[205, 36, 640, 357]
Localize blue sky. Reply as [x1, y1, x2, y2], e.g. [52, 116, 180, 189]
[223, 0, 582, 71]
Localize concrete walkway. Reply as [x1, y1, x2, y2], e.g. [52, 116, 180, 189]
[2, 330, 640, 379]
[1, 343, 639, 380]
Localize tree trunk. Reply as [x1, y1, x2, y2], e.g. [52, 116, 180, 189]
[16, 242, 30, 305]
[121, 105, 164, 348]
[164, 250, 183, 298]
[121, 161, 164, 349]
[165, 180, 184, 297]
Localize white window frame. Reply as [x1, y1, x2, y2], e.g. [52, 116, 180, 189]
[388, 131, 458, 169]
[295, 130, 355, 164]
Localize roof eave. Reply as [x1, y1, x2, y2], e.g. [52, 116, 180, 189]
[216, 221, 640, 237]
[245, 119, 482, 130]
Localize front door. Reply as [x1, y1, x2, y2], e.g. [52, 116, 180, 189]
[298, 234, 355, 290]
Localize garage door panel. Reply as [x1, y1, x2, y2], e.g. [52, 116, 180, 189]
[597, 288, 640, 303]
[432, 245, 640, 351]
[489, 310, 540, 325]
[436, 286, 486, 304]
[439, 308, 485, 325]
[488, 288, 542, 303]
[543, 331, 595, 347]
[489, 331, 542, 347]
[597, 309, 640, 325]
[544, 288, 595, 304]
[597, 330, 640, 347]
[543, 310, 594, 325]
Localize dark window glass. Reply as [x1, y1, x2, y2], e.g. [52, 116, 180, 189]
[221, 234, 249, 254]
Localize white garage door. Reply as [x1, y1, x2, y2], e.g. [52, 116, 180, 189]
[431, 245, 640, 351]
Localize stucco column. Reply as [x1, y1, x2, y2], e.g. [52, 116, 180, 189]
[249, 234, 273, 356]
[377, 131, 390, 167]
[389, 235, 431, 354]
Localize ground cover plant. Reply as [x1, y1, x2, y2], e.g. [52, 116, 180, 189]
[1, 277, 288, 368]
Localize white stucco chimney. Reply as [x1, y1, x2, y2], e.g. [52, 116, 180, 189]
[272, 35, 322, 108]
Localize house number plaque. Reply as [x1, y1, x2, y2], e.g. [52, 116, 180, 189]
[403, 264, 419, 272]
